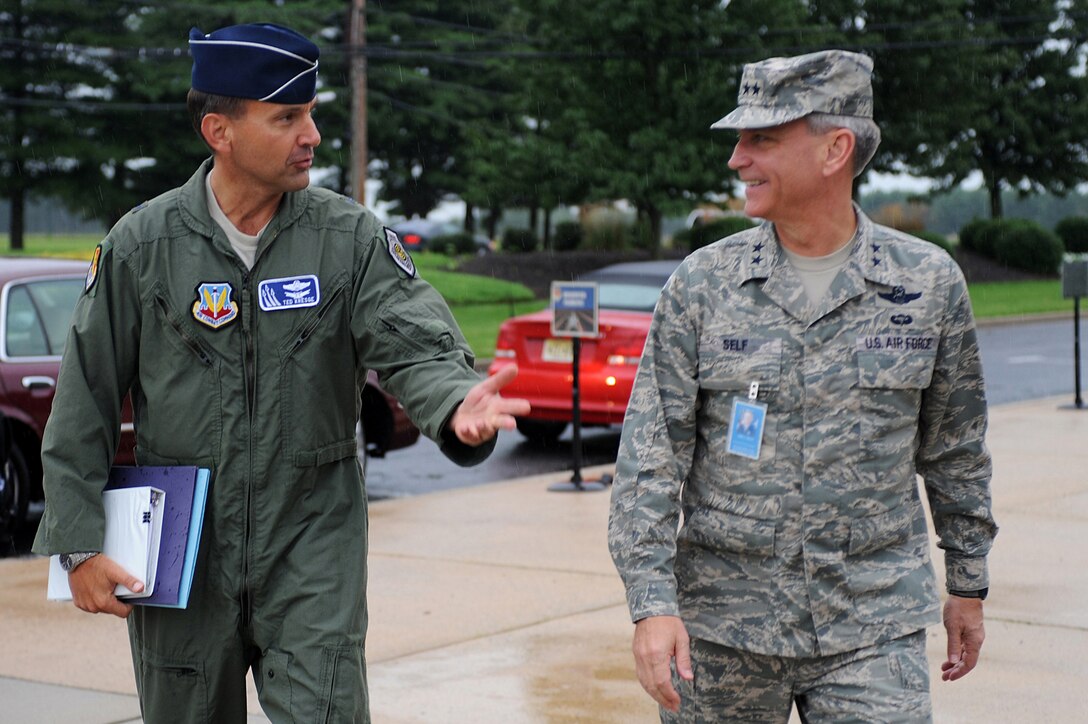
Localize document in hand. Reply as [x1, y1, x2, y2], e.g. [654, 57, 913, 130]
[46, 466, 210, 608]
[48, 486, 165, 600]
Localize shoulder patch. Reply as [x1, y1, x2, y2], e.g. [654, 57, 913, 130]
[385, 227, 416, 278]
[84, 244, 103, 292]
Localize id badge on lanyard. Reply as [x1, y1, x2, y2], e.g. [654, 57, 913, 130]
[726, 381, 768, 460]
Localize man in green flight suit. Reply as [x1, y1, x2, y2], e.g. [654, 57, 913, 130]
[609, 50, 996, 722]
[33, 22, 529, 723]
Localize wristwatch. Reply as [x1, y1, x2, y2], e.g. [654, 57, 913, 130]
[949, 587, 988, 601]
[59, 551, 100, 572]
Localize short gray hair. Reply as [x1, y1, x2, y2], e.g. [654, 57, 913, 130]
[806, 113, 881, 177]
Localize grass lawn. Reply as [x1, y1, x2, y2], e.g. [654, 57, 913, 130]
[967, 280, 1072, 319]
[4, 234, 1076, 356]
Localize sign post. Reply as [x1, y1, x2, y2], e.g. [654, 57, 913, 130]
[547, 281, 608, 492]
[1061, 255, 1088, 409]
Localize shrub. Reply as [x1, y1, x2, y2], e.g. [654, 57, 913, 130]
[502, 228, 538, 253]
[583, 205, 635, 251]
[991, 220, 1064, 275]
[911, 230, 955, 256]
[434, 232, 478, 256]
[682, 216, 758, 252]
[958, 217, 1003, 257]
[583, 218, 629, 251]
[552, 221, 583, 252]
[1055, 216, 1088, 254]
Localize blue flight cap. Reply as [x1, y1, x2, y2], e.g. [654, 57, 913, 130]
[189, 23, 319, 104]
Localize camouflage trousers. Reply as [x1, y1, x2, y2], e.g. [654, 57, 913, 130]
[661, 630, 931, 723]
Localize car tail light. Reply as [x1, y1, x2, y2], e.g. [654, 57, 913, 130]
[404, 233, 423, 246]
[494, 325, 517, 360]
[605, 330, 646, 366]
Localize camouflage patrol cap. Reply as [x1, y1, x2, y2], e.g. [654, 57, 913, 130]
[711, 49, 874, 130]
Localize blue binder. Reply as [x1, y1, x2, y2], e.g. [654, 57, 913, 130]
[105, 466, 210, 608]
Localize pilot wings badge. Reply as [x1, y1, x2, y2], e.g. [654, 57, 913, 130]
[877, 285, 923, 305]
[258, 275, 321, 311]
[192, 282, 238, 329]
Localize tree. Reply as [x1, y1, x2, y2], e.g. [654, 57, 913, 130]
[857, 0, 1088, 218]
[364, 1, 515, 223]
[0, 1, 143, 249]
[508, 0, 749, 252]
[1, 1, 352, 244]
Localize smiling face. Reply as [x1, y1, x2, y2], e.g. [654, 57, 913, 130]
[726, 118, 836, 224]
[217, 98, 322, 196]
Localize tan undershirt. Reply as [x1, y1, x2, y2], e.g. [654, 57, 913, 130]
[205, 171, 268, 270]
[781, 238, 855, 304]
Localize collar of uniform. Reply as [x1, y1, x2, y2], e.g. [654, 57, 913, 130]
[738, 206, 898, 288]
[176, 157, 312, 254]
[738, 221, 781, 284]
[851, 206, 899, 288]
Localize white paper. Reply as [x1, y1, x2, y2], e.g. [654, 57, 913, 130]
[47, 486, 165, 601]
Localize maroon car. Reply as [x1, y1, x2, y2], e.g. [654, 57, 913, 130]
[0, 256, 418, 537]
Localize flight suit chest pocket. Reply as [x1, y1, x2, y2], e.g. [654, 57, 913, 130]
[279, 274, 358, 469]
[138, 287, 223, 462]
[856, 337, 938, 462]
[697, 337, 781, 464]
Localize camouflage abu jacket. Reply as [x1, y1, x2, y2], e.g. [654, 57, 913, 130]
[608, 209, 996, 657]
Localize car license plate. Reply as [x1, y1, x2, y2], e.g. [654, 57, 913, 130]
[542, 338, 573, 363]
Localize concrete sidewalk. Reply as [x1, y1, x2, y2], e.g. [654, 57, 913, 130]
[0, 395, 1084, 723]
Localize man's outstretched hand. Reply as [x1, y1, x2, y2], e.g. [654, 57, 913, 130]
[448, 365, 531, 446]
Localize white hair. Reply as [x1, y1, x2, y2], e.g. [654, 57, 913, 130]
[806, 113, 882, 177]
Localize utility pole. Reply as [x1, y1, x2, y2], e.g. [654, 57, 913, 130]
[349, 0, 367, 203]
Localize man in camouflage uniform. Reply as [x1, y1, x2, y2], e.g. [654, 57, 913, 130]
[608, 50, 996, 722]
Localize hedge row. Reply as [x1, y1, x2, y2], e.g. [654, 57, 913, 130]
[959, 218, 1064, 275]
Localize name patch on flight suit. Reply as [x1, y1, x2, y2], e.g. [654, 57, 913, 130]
[385, 228, 416, 278]
[192, 282, 239, 329]
[258, 275, 320, 311]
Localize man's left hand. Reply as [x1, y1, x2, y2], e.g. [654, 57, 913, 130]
[941, 595, 985, 681]
[448, 365, 531, 446]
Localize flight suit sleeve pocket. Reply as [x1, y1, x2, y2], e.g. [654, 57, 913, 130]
[373, 298, 458, 357]
[681, 504, 776, 557]
[848, 503, 913, 557]
[294, 438, 359, 468]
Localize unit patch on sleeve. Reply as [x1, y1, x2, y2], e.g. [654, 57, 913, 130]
[258, 274, 321, 311]
[384, 227, 416, 278]
[192, 282, 239, 329]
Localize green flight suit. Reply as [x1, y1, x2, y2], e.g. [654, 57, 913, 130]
[33, 159, 492, 722]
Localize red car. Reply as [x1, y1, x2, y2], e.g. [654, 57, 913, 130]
[488, 260, 680, 443]
[0, 257, 418, 538]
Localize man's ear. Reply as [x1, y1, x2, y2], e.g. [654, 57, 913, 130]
[823, 128, 856, 178]
[200, 113, 233, 154]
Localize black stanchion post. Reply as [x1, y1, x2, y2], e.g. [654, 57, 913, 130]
[570, 337, 583, 486]
[1061, 257, 1088, 411]
[1075, 296, 1083, 409]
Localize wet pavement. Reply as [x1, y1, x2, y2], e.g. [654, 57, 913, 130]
[0, 395, 1085, 722]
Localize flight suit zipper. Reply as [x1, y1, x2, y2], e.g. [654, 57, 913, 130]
[154, 297, 214, 367]
[240, 272, 257, 627]
[288, 284, 347, 353]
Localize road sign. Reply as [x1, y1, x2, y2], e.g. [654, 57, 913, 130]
[550, 281, 599, 338]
